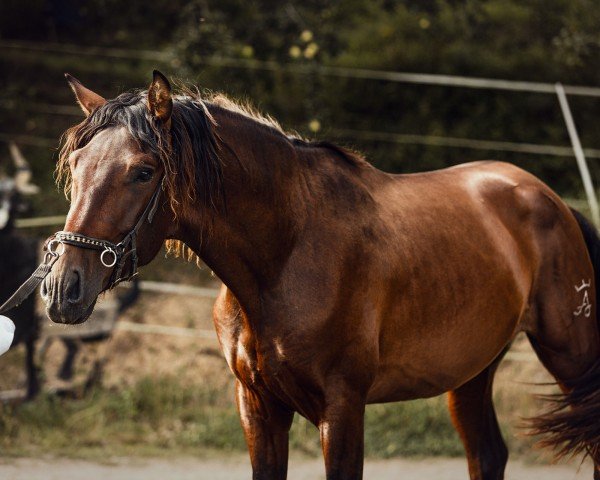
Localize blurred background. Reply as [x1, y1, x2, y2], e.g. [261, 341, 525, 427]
[0, 0, 599, 477]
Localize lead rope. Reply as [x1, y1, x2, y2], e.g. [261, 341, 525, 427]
[0, 240, 64, 315]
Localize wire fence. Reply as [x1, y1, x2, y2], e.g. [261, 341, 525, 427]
[3, 39, 600, 96]
[7, 127, 600, 160]
[2, 39, 600, 161]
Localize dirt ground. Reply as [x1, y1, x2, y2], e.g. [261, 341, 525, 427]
[0, 455, 593, 480]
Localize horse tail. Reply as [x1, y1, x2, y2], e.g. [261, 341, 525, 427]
[528, 208, 600, 463]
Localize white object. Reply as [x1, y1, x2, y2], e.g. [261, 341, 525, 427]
[0, 315, 15, 356]
[0, 199, 9, 229]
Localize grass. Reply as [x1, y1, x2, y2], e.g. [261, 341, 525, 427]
[0, 376, 245, 458]
[364, 398, 464, 458]
[0, 374, 543, 460]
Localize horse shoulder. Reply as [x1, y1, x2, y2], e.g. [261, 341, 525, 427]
[212, 285, 315, 390]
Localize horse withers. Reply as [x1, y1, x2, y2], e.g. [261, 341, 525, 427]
[41, 71, 600, 479]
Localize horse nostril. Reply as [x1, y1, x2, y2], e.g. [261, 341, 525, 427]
[66, 270, 82, 304]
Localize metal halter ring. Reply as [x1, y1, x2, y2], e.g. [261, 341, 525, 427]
[47, 239, 65, 257]
[100, 247, 118, 268]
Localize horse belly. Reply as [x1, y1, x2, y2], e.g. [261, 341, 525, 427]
[366, 251, 528, 402]
[366, 311, 518, 403]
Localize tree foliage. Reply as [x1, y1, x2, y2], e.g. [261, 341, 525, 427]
[1, 0, 600, 211]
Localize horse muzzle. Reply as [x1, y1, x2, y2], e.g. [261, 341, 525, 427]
[38, 177, 164, 324]
[41, 263, 98, 325]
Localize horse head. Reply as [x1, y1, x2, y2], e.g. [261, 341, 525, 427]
[41, 72, 177, 324]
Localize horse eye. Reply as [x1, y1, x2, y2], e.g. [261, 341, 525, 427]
[135, 168, 154, 183]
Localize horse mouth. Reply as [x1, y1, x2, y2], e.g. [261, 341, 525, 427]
[46, 298, 97, 325]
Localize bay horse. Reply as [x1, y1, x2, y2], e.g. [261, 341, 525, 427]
[42, 71, 599, 480]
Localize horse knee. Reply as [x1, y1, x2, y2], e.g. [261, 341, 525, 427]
[23, 339, 41, 400]
[235, 383, 293, 480]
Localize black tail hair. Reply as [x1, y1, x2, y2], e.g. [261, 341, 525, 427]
[528, 208, 600, 463]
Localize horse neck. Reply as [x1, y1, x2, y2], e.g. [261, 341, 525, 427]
[177, 108, 309, 312]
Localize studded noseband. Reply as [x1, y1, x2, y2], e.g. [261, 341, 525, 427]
[50, 177, 164, 290]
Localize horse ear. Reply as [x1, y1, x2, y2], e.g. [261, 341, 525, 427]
[64, 73, 106, 116]
[147, 70, 172, 126]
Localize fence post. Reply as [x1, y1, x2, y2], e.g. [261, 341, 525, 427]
[555, 82, 600, 227]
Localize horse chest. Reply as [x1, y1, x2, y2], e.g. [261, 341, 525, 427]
[226, 327, 289, 386]
[220, 320, 321, 413]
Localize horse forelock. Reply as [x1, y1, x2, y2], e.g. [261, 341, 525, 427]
[57, 89, 224, 225]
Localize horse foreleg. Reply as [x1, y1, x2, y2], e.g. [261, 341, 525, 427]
[447, 349, 509, 480]
[58, 338, 79, 381]
[24, 337, 40, 400]
[319, 389, 366, 480]
[236, 380, 294, 480]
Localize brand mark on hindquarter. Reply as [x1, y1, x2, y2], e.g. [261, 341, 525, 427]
[573, 279, 592, 318]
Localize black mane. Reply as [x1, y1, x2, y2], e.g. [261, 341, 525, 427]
[290, 138, 365, 167]
[60, 88, 367, 219]
[59, 90, 224, 215]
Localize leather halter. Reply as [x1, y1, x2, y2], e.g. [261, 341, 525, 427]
[0, 177, 164, 315]
[51, 177, 164, 290]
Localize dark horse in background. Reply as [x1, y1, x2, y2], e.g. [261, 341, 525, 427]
[0, 143, 41, 399]
[40, 71, 599, 479]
